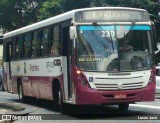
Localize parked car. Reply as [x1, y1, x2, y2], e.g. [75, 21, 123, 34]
[0, 66, 4, 91]
[156, 66, 160, 94]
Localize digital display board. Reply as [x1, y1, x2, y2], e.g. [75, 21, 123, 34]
[75, 9, 150, 22]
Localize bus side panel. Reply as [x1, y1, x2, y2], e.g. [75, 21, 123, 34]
[30, 76, 39, 98]
[38, 76, 51, 99]
[11, 76, 18, 94]
[9, 57, 65, 100]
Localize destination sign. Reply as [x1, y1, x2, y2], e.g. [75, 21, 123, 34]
[75, 9, 149, 22]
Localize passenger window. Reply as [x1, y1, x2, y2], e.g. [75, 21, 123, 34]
[32, 31, 38, 58]
[9, 43, 13, 60]
[24, 33, 31, 58]
[50, 26, 61, 56]
[14, 38, 19, 59]
[40, 28, 49, 57]
[18, 35, 23, 59]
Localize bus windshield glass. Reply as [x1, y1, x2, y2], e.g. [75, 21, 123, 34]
[76, 25, 154, 72]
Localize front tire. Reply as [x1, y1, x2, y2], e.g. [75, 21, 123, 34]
[58, 87, 64, 112]
[53, 84, 68, 114]
[18, 81, 26, 102]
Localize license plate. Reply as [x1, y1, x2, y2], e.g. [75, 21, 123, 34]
[114, 94, 126, 99]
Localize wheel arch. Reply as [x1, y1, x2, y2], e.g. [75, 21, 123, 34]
[17, 77, 22, 87]
[52, 78, 61, 93]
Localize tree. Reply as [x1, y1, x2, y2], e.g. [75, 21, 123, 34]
[38, 0, 91, 20]
[38, 0, 157, 21]
[0, 0, 45, 31]
[38, 0, 64, 20]
[0, 0, 159, 31]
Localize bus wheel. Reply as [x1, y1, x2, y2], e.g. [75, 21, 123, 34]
[53, 82, 68, 114]
[58, 87, 68, 114]
[18, 81, 26, 102]
[118, 103, 129, 110]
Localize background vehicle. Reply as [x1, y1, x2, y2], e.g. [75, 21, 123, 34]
[156, 66, 160, 93]
[2, 7, 156, 113]
[0, 66, 4, 91]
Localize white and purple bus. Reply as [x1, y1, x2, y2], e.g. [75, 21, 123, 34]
[3, 7, 156, 113]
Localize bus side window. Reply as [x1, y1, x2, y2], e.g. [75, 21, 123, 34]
[40, 28, 49, 57]
[32, 31, 38, 58]
[13, 37, 19, 60]
[4, 39, 12, 62]
[18, 35, 23, 59]
[9, 42, 13, 60]
[50, 42, 59, 56]
[12, 37, 16, 60]
[50, 26, 61, 56]
[24, 33, 31, 59]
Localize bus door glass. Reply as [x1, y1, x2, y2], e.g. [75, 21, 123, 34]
[5, 41, 13, 92]
[62, 26, 73, 100]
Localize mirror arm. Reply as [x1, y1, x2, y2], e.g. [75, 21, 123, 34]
[69, 26, 77, 40]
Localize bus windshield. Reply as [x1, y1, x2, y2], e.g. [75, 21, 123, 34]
[76, 25, 154, 72]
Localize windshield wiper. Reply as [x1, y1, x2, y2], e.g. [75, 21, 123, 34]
[125, 21, 135, 44]
[93, 24, 115, 53]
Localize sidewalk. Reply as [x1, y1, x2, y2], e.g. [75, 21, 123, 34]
[0, 103, 32, 123]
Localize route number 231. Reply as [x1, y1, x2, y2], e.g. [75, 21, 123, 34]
[101, 31, 115, 38]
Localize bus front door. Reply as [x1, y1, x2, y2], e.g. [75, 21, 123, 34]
[62, 26, 73, 101]
[5, 42, 12, 92]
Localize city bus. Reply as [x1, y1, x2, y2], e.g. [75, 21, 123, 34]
[3, 7, 156, 113]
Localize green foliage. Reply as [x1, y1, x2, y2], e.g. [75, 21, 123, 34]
[118, 0, 154, 10]
[38, 0, 157, 20]
[37, 0, 91, 20]
[38, 0, 64, 20]
[0, 0, 159, 31]
[0, 0, 44, 31]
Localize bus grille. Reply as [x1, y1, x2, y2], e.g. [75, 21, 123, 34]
[94, 82, 144, 90]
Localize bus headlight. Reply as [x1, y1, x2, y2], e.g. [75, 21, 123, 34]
[77, 70, 90, 87]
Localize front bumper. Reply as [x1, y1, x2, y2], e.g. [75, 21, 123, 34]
[76, 82, 156, 105]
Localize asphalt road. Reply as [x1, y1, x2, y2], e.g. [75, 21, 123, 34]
[0, 91, 160, 122]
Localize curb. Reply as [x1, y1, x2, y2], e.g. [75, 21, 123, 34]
[0, 103, 33, 122]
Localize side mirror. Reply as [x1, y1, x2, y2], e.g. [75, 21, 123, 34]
[69, 26, 77, 40]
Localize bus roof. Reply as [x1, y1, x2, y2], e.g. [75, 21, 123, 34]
[3, 7, 147, 39]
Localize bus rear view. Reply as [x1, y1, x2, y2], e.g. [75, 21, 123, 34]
[70, 7, 155, 110]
